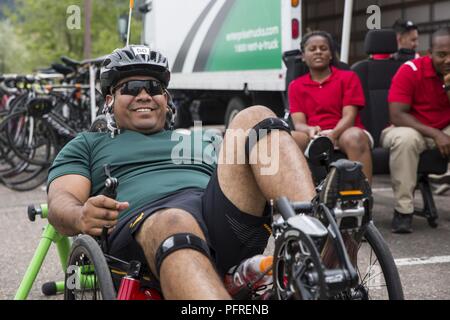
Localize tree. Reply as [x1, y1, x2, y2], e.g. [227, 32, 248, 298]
[7, 0, 142, 72]
[83, 0, 92, 59]
[0, 20, 29, 74]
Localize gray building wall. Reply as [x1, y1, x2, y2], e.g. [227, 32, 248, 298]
[303, 0, 450, 64]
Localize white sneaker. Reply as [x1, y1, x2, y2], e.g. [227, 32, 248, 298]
[434, 184, 450, 195]
[428, 171, 450, 184]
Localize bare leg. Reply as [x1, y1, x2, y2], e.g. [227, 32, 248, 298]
[218, 105, 316, 217]
[136, 208, 231, 299]
[321, 128, 372, 267]
[136, 105, 316, 300]
[337, 127, 373, 184]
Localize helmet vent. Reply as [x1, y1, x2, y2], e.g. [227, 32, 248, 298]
[125, 50, 134, 60]
[100, 46, 170, 97]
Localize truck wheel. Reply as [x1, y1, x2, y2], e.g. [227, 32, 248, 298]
[225, 97, 247, 128]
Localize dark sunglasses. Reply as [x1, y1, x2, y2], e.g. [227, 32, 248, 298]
[114, 80, 165, 97]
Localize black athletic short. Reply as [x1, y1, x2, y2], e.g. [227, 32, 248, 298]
[108, 169, 272, 278]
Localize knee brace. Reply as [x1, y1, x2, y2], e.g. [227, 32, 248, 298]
[154, 233, 212, 277]
[245, 117, 291, 162]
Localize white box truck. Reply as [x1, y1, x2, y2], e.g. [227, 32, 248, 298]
[140, 0, 302, 127]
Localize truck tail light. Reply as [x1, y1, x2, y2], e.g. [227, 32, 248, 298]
[292, 19, 299, 39]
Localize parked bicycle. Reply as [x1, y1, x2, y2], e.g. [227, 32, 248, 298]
[0, 55, 105, 191]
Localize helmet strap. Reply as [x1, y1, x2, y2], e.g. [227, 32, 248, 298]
[106, 112, 121, 138]
[164, 89, 175, 130]
[107, 96, 115, 110]
[165, 105, 174, 130]
[104, 97, 120, 138]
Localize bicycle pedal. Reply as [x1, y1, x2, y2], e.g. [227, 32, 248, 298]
[318, 159, 372, 231]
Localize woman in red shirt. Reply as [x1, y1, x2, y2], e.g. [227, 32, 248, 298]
[289, 31, 373, 183]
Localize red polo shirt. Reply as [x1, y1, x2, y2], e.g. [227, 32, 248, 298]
[388, 55, 450, 129]
[288, 66, 366, 130]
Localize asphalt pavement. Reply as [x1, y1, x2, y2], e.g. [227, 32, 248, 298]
[0, 174, 449, 300]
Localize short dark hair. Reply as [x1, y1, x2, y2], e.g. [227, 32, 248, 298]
[300, 30, 338, 67]
[430, 27, 450, 48]
[393, 19, 418, 35]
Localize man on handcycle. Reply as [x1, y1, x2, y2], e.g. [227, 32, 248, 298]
[47, 45, 317, 299]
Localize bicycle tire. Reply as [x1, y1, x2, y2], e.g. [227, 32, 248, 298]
[0, 164, 48, 191]
[3, 163, 45, 184]
[4, 110, 57, 166]
[64, 235, 116, 300]
[0, 137, 32, 178]
[339, 222, 404, 300]
[0, 142, 23, 175]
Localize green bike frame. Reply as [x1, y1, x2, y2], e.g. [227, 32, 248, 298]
[14, 204, 72, 300]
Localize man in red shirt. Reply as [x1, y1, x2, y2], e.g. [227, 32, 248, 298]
[381, 27, 450, 233]
[392, 19, 420, 62]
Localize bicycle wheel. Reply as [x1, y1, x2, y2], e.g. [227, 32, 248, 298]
[4, 110, 57, 166]
[0, 162, 48, 191]
[0, 139, 22, 175]
[64, 235, 116, 300]
[336, 222, 404, 300]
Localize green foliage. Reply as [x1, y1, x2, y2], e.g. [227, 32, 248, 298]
[6, 0, 143, 73]
[0, 20, 30, 73]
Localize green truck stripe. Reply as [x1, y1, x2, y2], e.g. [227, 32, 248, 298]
[173, 0, 218, 72]
[203, 0, 282, 72]
[193, 0, 236, 72]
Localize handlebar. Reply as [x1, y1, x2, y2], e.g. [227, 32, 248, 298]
[275, 197, 314, 221]
[100, 164, 118, 254]
[60, 56, 81, 68]
[291, 201, 314, 213]
[27, 204, 48, 222]
[61, 55, 106, 68]
[275, 197, 296, 220]
[0, 82, 18, 95]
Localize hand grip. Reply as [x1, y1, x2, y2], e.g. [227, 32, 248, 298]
[100, 164, 118, 254]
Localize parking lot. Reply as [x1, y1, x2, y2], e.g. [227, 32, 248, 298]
[0, 174, 449, 300]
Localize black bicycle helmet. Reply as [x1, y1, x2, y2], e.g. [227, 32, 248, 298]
[100, 45, 170, 97]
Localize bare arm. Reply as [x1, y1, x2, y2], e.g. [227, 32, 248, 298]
[291, 112, 321, 138]
[330, 105, 358, 138]
[48, 175, 90, 236]
[445, 73, 450, 102]
[48, 175, 129, 237]
[390, 102, 450, 156]
[390, 102, 442, 139]
[317, 105, 358, 146]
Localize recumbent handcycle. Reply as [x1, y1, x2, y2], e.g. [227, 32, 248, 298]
[15, 134, 404, 300]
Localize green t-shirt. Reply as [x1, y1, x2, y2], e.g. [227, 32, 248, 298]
[47, 129, 218, 220]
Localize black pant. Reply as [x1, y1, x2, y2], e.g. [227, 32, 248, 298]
[108, 169, 272, 278]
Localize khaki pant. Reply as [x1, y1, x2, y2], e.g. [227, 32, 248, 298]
[380, 125, 450, 214]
